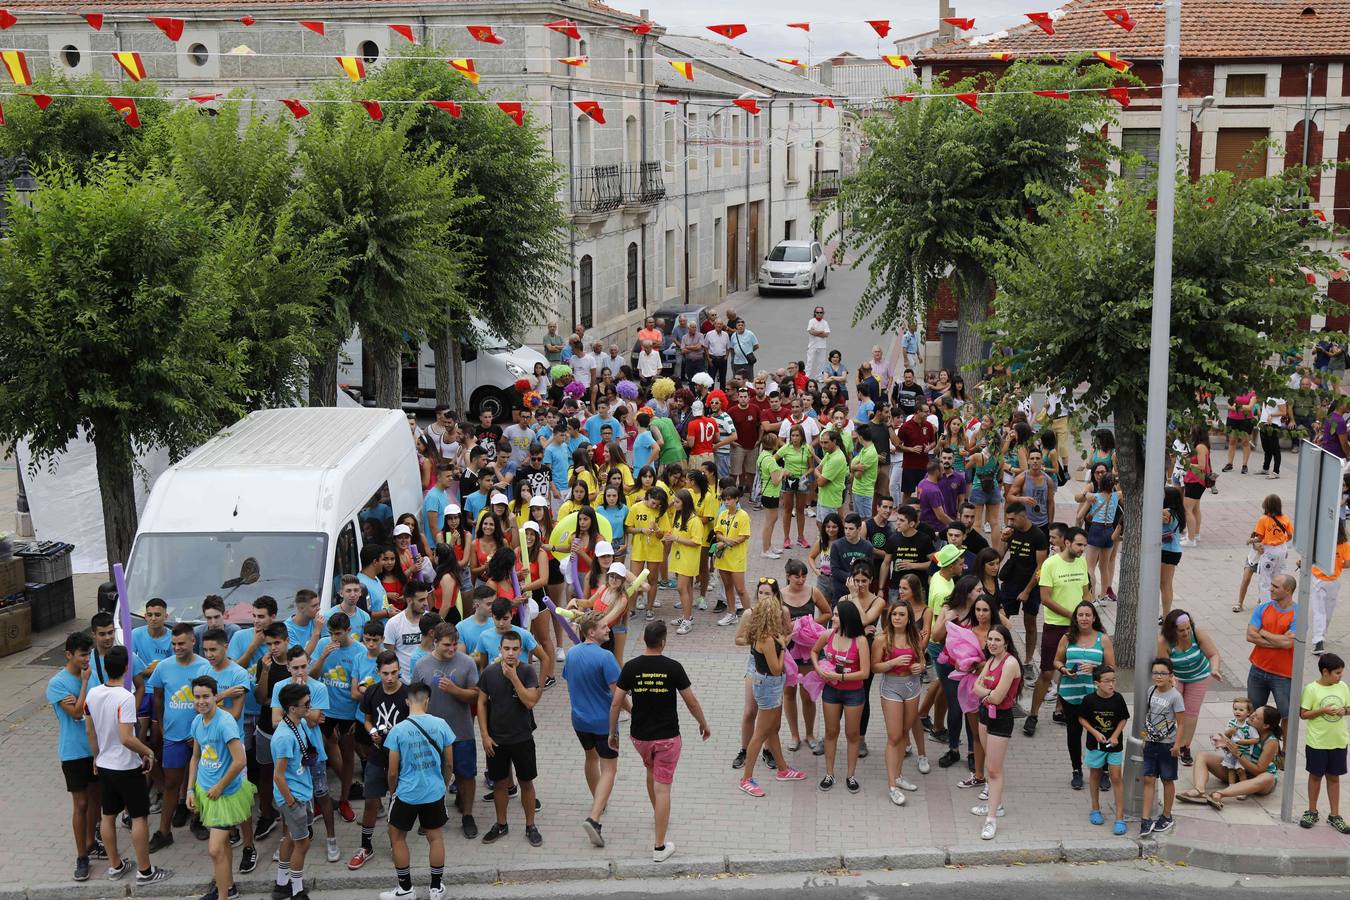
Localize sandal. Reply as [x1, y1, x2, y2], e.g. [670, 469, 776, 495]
[1232, 603, 1244, 613]
[1177, 789, 1207, 804]
[1300, 809, 1319, 829]
[1206, 792, 1225, 811]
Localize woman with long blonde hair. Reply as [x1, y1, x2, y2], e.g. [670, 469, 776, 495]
[734, 579, 807, 796]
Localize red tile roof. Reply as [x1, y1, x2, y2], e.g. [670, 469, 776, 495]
[919, 0, 1350, 62]
[1, 0, 642, 20]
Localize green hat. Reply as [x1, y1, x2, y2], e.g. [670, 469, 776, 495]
[935, 543, 964, 569]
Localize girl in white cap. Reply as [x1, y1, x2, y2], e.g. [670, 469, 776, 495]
[593, 563, 633, 663]
[520, 521, 559, 687]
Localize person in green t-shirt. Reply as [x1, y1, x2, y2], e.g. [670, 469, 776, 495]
[1024, 526, 1092, 737]
[926, 543, 963, 616]
[653, 415, 686, 465]
[850, 425, 879, 519]
[1298, 652, 1350, 831]
[815, 429, 848, 517]
[757, 433, 786, 559]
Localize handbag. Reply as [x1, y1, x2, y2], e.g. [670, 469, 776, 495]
[734, 334, 756, 367]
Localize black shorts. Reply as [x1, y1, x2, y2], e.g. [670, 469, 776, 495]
[761, 495, 780, 509]
[320, 717, 357, 739]
[1183, 482, 1206, 500]
[1306, 746, 1348, 778]
[388, 797, 449, 833]
[1161, 550, 1182, 566]
[900, 468, 926, 494]
[100, 766, 151, 819]
[485, 739, 538, 783]
[999, 590, 1040, 618]
[979, 705, 1015, 739]
[62, 757, 98, 793]
[575, 730, 618, 760]
[1227, 418, 1255, 435]
[548, 558, 565, 586]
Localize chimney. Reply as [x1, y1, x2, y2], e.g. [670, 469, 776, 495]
[819, 60, 833, 86]
[938, 0, 956, 38]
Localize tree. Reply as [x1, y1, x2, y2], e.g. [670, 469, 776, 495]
[982, 165, 1339, 665]
[289, 106, 474, 408]
[834, 56, 1130, 377]
[0, 160, 252, 570]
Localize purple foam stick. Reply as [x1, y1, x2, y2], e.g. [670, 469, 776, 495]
[540, 594, 581, 645]
[112, 562, 133, 689]
[569, 553, 585, 596]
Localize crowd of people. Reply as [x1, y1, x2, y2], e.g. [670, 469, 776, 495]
[41, 306, 1350, 899]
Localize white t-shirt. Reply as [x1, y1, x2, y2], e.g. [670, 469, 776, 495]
[705, 330, 731, 357]
[573, 353, 597, 387]
[779, 415, 821, 443]
[806, 317, 831, 349]
[86, 682, 141, 771]
[638, 349, 662, 378]
[383, 613, 425, 684]
[1258, 397, 1286, 426]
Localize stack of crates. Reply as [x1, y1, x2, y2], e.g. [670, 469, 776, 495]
[16, 541, 75, 632]
[0, 545, 30, 657]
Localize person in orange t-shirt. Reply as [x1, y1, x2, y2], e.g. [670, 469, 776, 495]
[1249, 494, 1293, 608]
[1309, 520, 1350, 655]
[1246, 574, 1298, 731]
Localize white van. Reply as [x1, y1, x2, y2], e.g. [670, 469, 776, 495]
[124, 407, 422, 624]
[338, 317, 549, 418]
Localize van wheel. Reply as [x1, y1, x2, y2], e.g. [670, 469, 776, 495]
[471, 387, 509, 419]
[805, 277, 816, 298]
[819, 270, 828, 290]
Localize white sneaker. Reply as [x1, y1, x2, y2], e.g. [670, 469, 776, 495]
[652, 598, 662, 608]
[555, 647, 565, 663]
[326, 837, 340, 862]
[1179, 537, 1196, 547]
[696, 596, 707, 611]
[762, 550, 782, 559]
[981, 819, 998, 840]
[717, 612, 738, 626]
[979, 786, 989, 801]
[917, 756, 931, 774]
[677, 619, 693, 635]
[430, 887, 446, 900]
[636, 598, 647, 611]
[970, 804, 1006, 817]
[653, 841, 676, 862]
[1046, 685, 1058, 702]
[806, 508, 816, 517]
[897, 777, 919, 792]
[889, 787, 906, 806]
[379, 888, 415, 900]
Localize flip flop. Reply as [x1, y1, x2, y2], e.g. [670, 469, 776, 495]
[1177, 789, 1207, 804]
[1206, 792, 1226, 811]
[1232, 604, 1244, 613]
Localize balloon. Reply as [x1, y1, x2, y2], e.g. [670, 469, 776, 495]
[547, 511, 613, 562]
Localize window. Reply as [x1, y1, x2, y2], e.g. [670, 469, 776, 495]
[626, 48, 635, 73]
[714, 217, 724, 270]
[784, 219, 795, 240]
[687, 224, 698, 279]
[359, 39, 380, 63]
[187, 42, 209, 66]
[732, 115, 743, 168]
[60, 45, 81, 68]
[579, 255, 593, 328]
[787, 140, 798, 182]
[687, 112, 698, 172]
[663, 116, 675, 169]
[579, 39, 588, 58]
[1226, 73, 1266, 98]
[788, 102, 795, 122]
[664, 230, 676, 288]
[713, 114, 723, 169]
[576, 114, 593, 170]
[626, 115, 639, 163]
[1120, 127, 1161, 183]
[816, 101, 823, 122]
[627, 242, 639, 311]
[1215, 127, 1269, 181]
[333, 521, 359, 592]
[752, 116, 761, 166]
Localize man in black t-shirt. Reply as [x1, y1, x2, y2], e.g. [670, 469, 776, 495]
[958, 502, 990, 556]
[869, 406, 893, 504]
[886, 505, 937, 593]
[476, 409, 504, 466]
[864, 496, 895, 585]
[830, 514, 876, 601]
[251, 622, 291, 838]
[477, 632, 542, 846]
[997, 501, 1050, 669]
[609, 621, 710, 864]
[513, 445, 552, 502]
[351, 651, 409, 866]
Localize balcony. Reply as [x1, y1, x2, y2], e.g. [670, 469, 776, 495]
[809, 168, 841, 202]
[571, 164, 622, 222]
[621, 161, 666, 206]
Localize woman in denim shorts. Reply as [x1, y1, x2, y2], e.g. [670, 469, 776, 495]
[734, 580, 808, 797]
[966, 432, 1005, 543]
[810, 599, 872, 793]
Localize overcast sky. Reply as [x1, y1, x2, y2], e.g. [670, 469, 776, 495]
[610, 0, 1030, 61]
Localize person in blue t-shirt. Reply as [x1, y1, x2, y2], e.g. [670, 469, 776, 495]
[269, 646, 339, 861]
[192, 596, 241, 655]
[543, 430, 573, 502]
[470, 598, 545, 668]
[284, 589, 324, 655]
[422, 463, 455, 541]
[455, 586, 496, 657]
[201, 628, 252, 722]
[227, 595, 278, 727]
[145, 622, 212, 848]
[271, 682, 316, 900]
[187, 675, 255, 900]
[47, 632, 99, 880]
[562, 613, 622, 847]
[632, 413, 658, 472]
[583, 400, 622, 446]
[131, 599, 173, 719]
[382, 682, 455, 900]
[352, 622, 387, 703]
[312, 612, 367, 821]
[357, 546, 392, 621]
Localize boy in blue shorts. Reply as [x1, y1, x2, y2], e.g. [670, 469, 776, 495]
[146, 622, 211, 850]
[1078, 664, 1130, 836]
[1300, 652, 1350, 832]
[1140, 658, 1185, 835]
[271, 682, 315, 900]
[314, 612, 368, 824]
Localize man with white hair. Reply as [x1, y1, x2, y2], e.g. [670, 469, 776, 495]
[602, 344, 625, 381]
[637, 340, 662, 382]
[870, 346, 894, 396]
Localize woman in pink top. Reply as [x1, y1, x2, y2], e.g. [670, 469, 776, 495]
[873, 602, 925, 807]
[972, 624, 1023, 840]
[810, 600, 871, 794]
[1223, 389, 1258, 475]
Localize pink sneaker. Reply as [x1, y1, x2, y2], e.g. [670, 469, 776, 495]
[797, 538, 810, 548]
[784, 540, 792, 549]
[776, 767, 808, 781]
[739, 778, 766, 797]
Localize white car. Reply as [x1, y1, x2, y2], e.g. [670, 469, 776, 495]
[758, 240, 829, 296]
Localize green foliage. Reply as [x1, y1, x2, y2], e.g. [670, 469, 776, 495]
[836, 55, 1134, 336]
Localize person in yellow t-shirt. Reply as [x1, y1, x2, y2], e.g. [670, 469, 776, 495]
[625, 487, 669, 617]
[713, 485, 752, 626]
[687, 467, 719, 613]
[558, 479, 594, 525]
[664, 489, 706, 635]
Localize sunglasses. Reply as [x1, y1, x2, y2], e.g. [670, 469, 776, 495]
[758, 577, 778, 585]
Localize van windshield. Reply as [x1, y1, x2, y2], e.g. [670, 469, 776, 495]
[126, 533, 329, 624]
[768, 245, 812, 262]
[468, 319, 520, 353]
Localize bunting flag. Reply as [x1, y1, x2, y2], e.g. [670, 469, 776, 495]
[113, 51, 147, 81]
[1313, 209, 1328, 222]
[428, 99, 461, 117]
[707, 23, 747, 39]
[812, 97, 835, 108]
[669, 60, 693, 80]
[787, 22, 810, 31]
[0, 99, 5, 125]
[882, 55, 912, 69]
[23, 92, 52, 110]
[107, 96, 140, 128]
[776, 57, 805, 67]
[733, 97, 760, 115]
[574, 99, 604, 123]
[389, 23, 416, 42]
[148, 16, 184, 41]
[1093, 51, 1132, 71]
[943, 17, 976, 29]
[278, 97, 309, 119]
[628, 22, 653, 35]
[299, 21, 325, 36]
[238, 15, 255, 25]
[1033, 89, 1071, 99]
[990, 52, 1015, 61]
[357, 99, 383, 120]
[956, 92, 982, 113]
[559, 56, 587, 66]
[1106, 86, 1131, 107]
[656, 98, 679, 105]
[448, 58, 480, 84]
[867, 19, 891, 37]
[336, 56, 365, 81]
[0, 9, 16, 29]
[1025, 12, 1055, 35]
[497, 101, 524, 126]
[83, 12, 102, 30]
[1306, 272, 1318, 285]
[1, 50, 31, 85]
[467, 25, 504, 44]
[888, 94, 916, 103]
[546, 19, 581, 39]
[189, 93, 221, 103]
[1103, 7, 1136, 30]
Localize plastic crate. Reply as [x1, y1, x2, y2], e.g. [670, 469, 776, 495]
[27, 578, 75, 632]
[15, 541, 74, 584]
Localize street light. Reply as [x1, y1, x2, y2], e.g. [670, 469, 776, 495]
[0, 153, 37, 229]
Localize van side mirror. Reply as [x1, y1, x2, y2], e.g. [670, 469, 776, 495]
[461, 343, 478, 363]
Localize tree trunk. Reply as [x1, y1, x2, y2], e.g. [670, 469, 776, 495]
[373, 340, 402, 410]
[93, 427, 138, 578]
[1112, 405, 1147, 669]
[432, 326, 453, 408]
[308, 353, 337, 407]
[955, 267, 992, 384]
[450, 337, 466, 416]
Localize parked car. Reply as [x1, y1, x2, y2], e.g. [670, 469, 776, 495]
[758, 240, 829, 296]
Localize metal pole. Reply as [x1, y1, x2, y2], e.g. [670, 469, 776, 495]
[1300, 62, 1313, 171]
[1124, 0, 1180, 819]
[1281, 565, 1314, 822]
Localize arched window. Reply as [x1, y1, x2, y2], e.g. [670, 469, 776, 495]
[625, 115, 639, 163]
[576, 114, 593, 169]
[579, 255, 594, 328]
[627, 243, 639, 311]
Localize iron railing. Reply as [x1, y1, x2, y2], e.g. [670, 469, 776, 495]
[572, 164, 623, 214]
[621, 161, 666, 205]
[809, 168, 841, 201]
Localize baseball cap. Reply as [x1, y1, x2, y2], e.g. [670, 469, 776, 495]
[490, 492, 509, 505]
[523, 521, 542, 535]
[446, 503, 462, 516]
[392, 524, 412, 537]
[529, 496, 548, 508]
[935, 543, 964, 569]
[594, 540, 614, 557]
[607, 562, 630, 578]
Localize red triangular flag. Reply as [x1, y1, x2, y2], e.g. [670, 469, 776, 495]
[299, 21, 325, 36]
[867, 19, 891, 37]
[468, 25, 504, 44]
[943, 17, 975, 29]
[1306, 272, 1318, 285]
[787, 22, 810, 31]
[811, 97, 835, 108]
[0, 99, 5, 125]
[278, 98, 309, 119]
[574, 100, 605, 124]
[1106, 86, 1131, 107]
[1103, 7, 1136, 30]
[497, 101, 524, 126]
[1033, 90, 1070, 100]
[239, 16, 256, 25]
[733, 97, 761, 115]
[23, 92, 52, 110]
[888, 94, 915, 103]
[1341, 250, 1350, 261]
[389, 24, 416, 43]
[955, 93, 982, 113]
[546, 19, 581, 39]
[428, 100, 462, 118]
[357, 100, 383, 121]
[83, 12, 102, 30]
[107, 96, 140, 128]
[656, 98, 679, 105]
[0, 9, 17, 29]
[628, 22, 653, 35]
[1025, 12, 1055, 35]
[707, 23, 747, 39]
[1313, 209, 1328, 222]
[148, 16, 184, 41]
[189, 93, 221, 104]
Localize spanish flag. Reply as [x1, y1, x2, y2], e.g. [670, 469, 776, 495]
[559, 56, 588, 67]
[107, 96, 140, 128]
[113, 51, 147, 81]
[990, 52, 1015, 61]
[669, 60, 693, 80]
[336, 56, 365, 81]
[467, 25, 504, 44]
[496, 101, 524, 126]
[811, 97, 835, 108]
[776, 58, 805, 68]
[574, 100, 604, 124]
[881, 55, 912, 69]
[1093, 51, 1132, 72]
[447, 58, 480, 84]
[428, 99, 462, 118]
[1, 49, 31, 85]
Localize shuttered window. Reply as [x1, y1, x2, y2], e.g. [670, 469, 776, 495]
[1214, 128, 1268, 181]
[1121, 128, 1161, 184]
